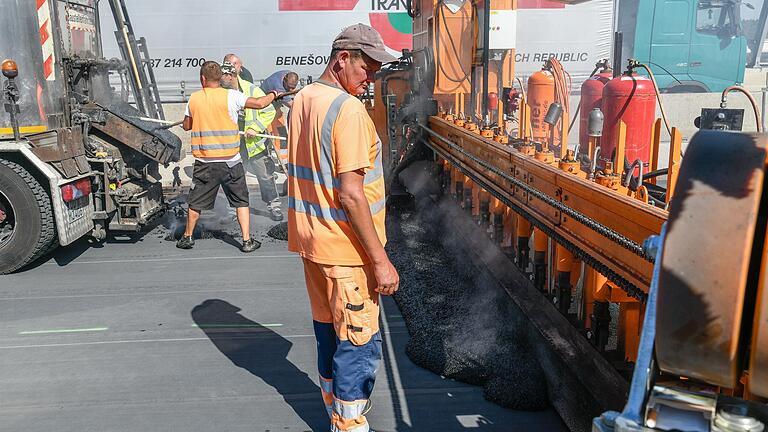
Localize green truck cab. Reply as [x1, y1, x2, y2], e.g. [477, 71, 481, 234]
[619, 0, 757, 92]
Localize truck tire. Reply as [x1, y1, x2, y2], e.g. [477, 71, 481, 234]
[0, 160, 56, 274]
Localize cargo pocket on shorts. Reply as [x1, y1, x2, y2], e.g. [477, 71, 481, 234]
[340, 279, 373, 346]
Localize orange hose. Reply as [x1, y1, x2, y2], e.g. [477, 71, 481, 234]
[548, 58, 570, 113]
[546, 58, 571, 145]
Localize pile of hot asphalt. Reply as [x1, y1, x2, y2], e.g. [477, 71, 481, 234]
[386, 198, 550, 412]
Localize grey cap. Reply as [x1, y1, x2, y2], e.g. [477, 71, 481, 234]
[220, 61, 236, 75]
[332, 23, 398, 64]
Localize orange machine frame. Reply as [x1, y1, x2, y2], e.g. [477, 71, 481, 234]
[376, 0, 669, 363]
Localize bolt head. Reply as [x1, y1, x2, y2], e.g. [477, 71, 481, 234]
[643, 235, 662, 260]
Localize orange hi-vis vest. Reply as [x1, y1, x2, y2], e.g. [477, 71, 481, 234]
[188, 88, 240, 158]
[287, 82, 386, 266]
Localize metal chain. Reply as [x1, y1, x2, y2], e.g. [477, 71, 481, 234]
[430, 141, 648, 301]
[417, 126, 650, 301]
[419, 124, 653, 262]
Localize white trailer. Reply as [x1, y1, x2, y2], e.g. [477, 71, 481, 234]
[98, 0, 613, 101]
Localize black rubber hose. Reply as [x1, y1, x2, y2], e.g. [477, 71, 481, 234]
[629, 169, 668, 192]
[642, 168, 668, 180]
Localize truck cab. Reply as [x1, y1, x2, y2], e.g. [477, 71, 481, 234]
[621, 0, 751, 92]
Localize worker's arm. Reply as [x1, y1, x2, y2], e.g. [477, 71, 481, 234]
[244, 89, 298, 110]
[245, 93, 277, 137]
[338, 170, 399, 295]
[244, 91, 278, 110]
[182, 100, 192, 131]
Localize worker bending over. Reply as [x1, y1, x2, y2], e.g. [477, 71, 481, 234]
[177, 61, 284, 252]
[261, 70, 300, 109]
[261, 69, 299, 172]
[287, 24, 399, 432]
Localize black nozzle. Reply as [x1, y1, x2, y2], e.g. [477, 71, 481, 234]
[544, 102, 563, 126]
[588, 108, 604, 137]
[596, 58, 611, 72]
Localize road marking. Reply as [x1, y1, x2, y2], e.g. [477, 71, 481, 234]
[0, 331, 408, 350]
[0, 287, 290, 301]
[192, 323, 283, 329]
[380, 306, 413, 427]
[18, 327, 108, 335]
[0, 337, 247, 349]
[42, 254, 296, 266]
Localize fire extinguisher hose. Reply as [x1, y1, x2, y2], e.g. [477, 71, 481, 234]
[634, 63, 673, 137]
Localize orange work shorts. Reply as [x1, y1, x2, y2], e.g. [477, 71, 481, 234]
[302, 258, 380, 346]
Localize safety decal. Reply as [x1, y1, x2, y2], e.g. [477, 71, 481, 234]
[37, 0, 56, 81]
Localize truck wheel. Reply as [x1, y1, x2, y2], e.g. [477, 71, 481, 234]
[0, 160, 56, 274]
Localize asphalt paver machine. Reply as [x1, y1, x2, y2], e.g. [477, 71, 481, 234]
[374, 0, 768, 430]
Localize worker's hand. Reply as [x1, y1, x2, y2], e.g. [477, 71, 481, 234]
[276, 89, 299, 100]
[373, 258, 400, 296]
[245, 129, 258, 139]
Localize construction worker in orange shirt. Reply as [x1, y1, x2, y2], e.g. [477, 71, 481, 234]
[177, 61, 287, 252]
[287, 24, 399, 432]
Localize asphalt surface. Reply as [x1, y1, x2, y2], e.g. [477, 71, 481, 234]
[0, 190, 566, 432]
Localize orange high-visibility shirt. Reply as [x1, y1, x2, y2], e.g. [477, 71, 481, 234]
[188, 88, 241, 159]
[287, 81, 386, 266]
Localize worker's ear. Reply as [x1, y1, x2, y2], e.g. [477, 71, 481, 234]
[200, 75, 206, 87]
[332, 52, 344, 74]
[337, 50, 351, 67]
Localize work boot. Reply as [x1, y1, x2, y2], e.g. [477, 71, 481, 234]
[176, 235, 195, 249]
[267, 202, 284, 221]
[241, 237, 261, 253]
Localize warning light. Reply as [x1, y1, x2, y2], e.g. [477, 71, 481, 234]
[2, 59, 18, 79]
